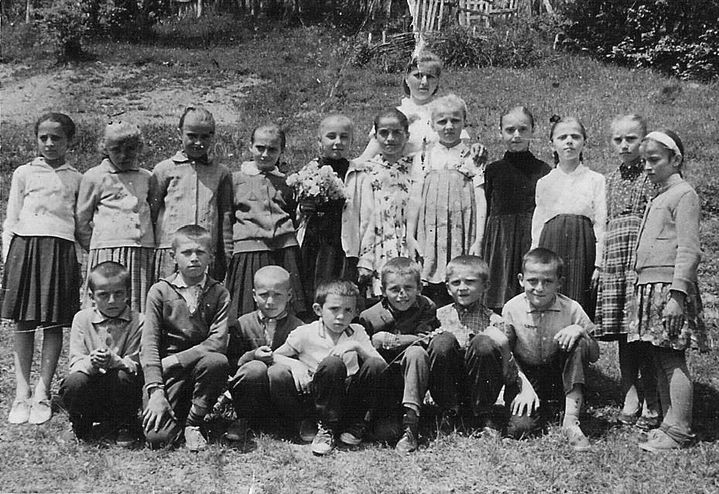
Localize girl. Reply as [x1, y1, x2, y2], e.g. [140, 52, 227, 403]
[483, 106, 551, 312]
[408, 94, 487, 306]
[532, 116, 606, 317]
[631, 130, 708, 452]
[595, 115, 659, 428]
[2, 113, 82, 425]
[226, 124, 306, 317]
[149, 107, 233, 282]
[76, 122, 155, 313]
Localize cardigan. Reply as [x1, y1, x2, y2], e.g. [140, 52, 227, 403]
[358, 295, 439, 336]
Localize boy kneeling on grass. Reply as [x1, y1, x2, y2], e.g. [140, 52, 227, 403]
[141, 225, 230, 451]
[271, 280, 387, 456]
[59, 261, 143, 447]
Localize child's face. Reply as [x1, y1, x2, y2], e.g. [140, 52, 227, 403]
[500, 111, 533, 153]
[375, 116, 409, 162]
[250, 130, 283, 171]
[253, 277, 291, 319]
[446, 265, 487, 307]
[172, 236, 212, 283]
[318, 120, 353, 160]
[382, 273, 420, 312]
[610, 119, 643, 165]
[89, 274, 128, 318]
[313, 294, 357, 335]
[180, 115, 215, 160]
[105, 136, 141, 171]
[405, 65, 439, 104]
[518, 260, 561, 310]
[36, 120, 69, 166]
[551, 122, 585, 164]
[433, 108, 465, 147]
[641, 139, 681, 186]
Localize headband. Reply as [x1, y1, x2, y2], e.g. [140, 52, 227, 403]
[645, 131, 681, 157]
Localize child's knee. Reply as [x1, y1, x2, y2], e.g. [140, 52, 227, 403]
[428, 331, 459, 356]
[362, 356, 388, 376]
[58, 372, 92, 405]
[402, 346, 430, 366]
[196, 353, 229, 378]
[317, 355, 347, 374]
[571, 338, 599, 364]
[232, 360, 269, 385]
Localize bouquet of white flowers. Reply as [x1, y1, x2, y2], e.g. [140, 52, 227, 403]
[286, 162, 345, 203]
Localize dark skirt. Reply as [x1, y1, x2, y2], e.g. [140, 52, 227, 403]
[538, 214, 596, 318]
[1, 235, 80, 325]
[226, 247, 307, 318]
[483, 212, 533, 310]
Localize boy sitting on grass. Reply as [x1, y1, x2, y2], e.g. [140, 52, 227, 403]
[59, 261, 143, 447]
[501, 247, 599, 451]
[358, 257, 439, 453]
[271, 280, 387, 456]
[141, 225, 230, 451]
[224, 265, 304, 442]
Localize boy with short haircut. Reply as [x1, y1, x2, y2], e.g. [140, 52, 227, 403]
[141, 225, 230, 451]
[501, 247, 599, 451]
[431, 255, 518, 433]
[358, 257, 439, 453]
[271, 280, 386, 456]
[225, 265, 304, 441]
[59, 261, 143, 446]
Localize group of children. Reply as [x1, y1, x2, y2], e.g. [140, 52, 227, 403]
[1, 50, 708, 456]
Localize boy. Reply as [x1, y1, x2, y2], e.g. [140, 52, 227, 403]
[431, 255, 518, 434]
[271, 280, 386, 456]
[141, 224, 230, 451]
[59, 261, 143, 446]
[358, 257, 439, 453]
[501, 248, 599, 451]
[225, 265, 304, 441]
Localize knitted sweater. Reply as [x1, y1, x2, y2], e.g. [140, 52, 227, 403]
[359, 295, 440, 336]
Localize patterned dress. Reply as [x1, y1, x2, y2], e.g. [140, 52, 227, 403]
[594, 160, 653, 340]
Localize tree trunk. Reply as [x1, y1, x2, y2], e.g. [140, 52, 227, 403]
[25, 0, 32, 22]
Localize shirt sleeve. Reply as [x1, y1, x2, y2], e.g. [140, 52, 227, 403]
[353, 325, 384, 361]
[68, 312, 96, 375]
[147, 163, 168, 228]
[672, 189, 701, 293]
[2, 167, 24, 262]
[75, 171, 99, 251]
[531, 177, 550, 248]
[593, 174, 607, 267]
[116, 313, 143, 374]
[140, 285, 165, 387]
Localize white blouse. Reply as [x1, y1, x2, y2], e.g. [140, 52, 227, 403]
[531, 163, 607, 265]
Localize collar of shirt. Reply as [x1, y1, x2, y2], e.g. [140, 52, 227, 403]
[171, 151, 212, 166]
[453, 300, 483, 315]
[30, 156, 78, 172]
[91, 305, 133, 324]
[169, 271, 207, 290]
[317, 319, 354, 339]
[100, 157, 139, 173]
[656, 174, 684, 195]
[257, 309, 288, 323]
[523, 293, 562, 313]
[383, 297, 420, 319]
[555, 162, 588, 178]
[240, 161, 284, 177]
[619, 157, 644, 181]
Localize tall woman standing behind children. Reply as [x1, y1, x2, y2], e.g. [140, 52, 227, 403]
[532, 116, 606, 317]
[3, 113, 82, 425]
[594, 115, 659, 428]
[483, 106, 551, 312]
[631, 130, 708, 452]
[149, 107, 233, 282]
[76, 122, 155, 313]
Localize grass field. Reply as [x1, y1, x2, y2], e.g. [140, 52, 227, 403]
[1, 18, 719, 493]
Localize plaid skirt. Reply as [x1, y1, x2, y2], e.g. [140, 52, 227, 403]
[1, 235, 80, 325]
[85, 247, 155, 313]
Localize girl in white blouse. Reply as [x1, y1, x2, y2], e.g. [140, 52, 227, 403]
[531, 116, 606, 317]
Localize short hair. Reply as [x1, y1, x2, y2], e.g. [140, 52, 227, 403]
[88, 261, 130, 292]
[314, 280, 360, 306]
[431, 94, 468, 122]
[171, 224, 213, 251]
[445, 255, 490, 283]
[381, 257, 421, 288]
[35, 112, 76, 140]
[373, 108, 410, 133]
[254, 265, 290, 288]
[100, 121, 143, 156]
[251, 124, 286, 151]
[402, 51, 443, 96]
[318, 114, 354, 137]
[499, 106, 535, 130]
[521, 248, 564, 279]
[642, 128, 685, 168]
[178, 106, 216, 131]
[610, 113, 648, 136]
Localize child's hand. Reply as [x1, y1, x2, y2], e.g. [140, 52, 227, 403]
[469, 238, 483, 256]
[90, 348, 111, 370]
[357, 267, 373, 285]
[406, 236, 424, 263]
[330, 340, 359, 357]
[591, 268, 601, 288]
[254, 345, 273, 365]
[511, 375, 540, 417]
[554, 324, 585, 352]
[161, 355, 180, 372]
[471, 143, 488, 166]
[142, 389, 176, 434]
[299, 198, 317, 215]
[663, 292, 686, 337]
[289, 365, 313, 395]
[372, 331, 399, 350]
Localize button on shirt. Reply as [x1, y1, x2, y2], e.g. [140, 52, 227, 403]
[502, 293, 595, 367]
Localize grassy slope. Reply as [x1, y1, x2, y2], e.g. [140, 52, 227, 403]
[1, 22, 719, 493]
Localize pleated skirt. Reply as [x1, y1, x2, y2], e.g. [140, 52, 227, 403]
[85, 247, 155, 313]
[1, 235, 80, 325]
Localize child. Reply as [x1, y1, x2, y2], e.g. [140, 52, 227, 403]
[149, 107, 233, 282]
[358, 257, 440, 453]
[483, 106, 551, 311]
[431, 255, 517, 434]
[531, 116, 606, 318]
[408, 94, 488, 307]
[225, 124, 306, 317]
[630, 130, 708, 452]
[225, 265, 304, 441]
[502, 248, 599, 451]
[271, 280, 386, 455]
[298, 115, 362, 305]
[2, 113, 82, 425]
[594, 114, 659, 429]
[141, 225, 230, 451]
[76, 121, 154, 313]
[59, 262, 143, 446]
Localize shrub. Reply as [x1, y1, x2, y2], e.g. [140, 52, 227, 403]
[35, 0, 93, 60]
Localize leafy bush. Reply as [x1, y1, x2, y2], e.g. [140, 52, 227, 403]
[35, 0, 93, 60]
